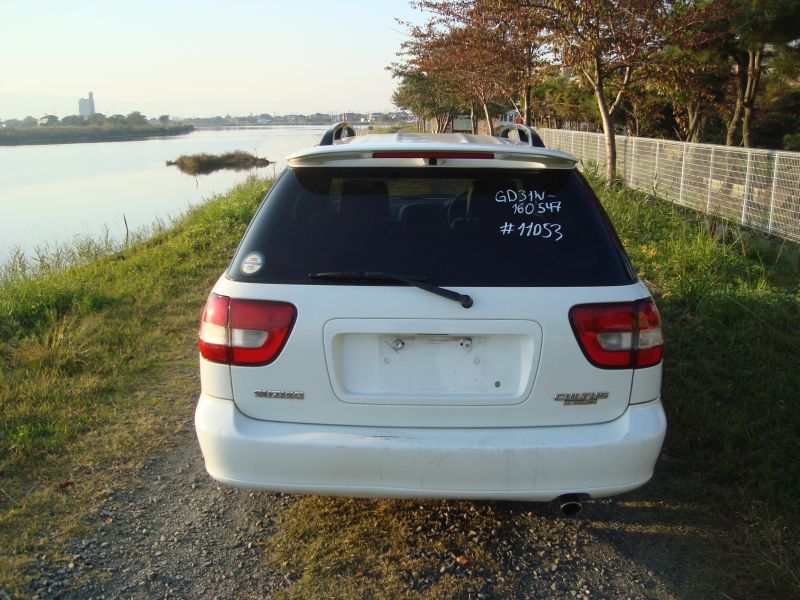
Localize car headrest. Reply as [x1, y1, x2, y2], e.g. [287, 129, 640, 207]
[339, 180, 389, 223]
[467, 179, 516, 216]
[399, 203, 447, 227]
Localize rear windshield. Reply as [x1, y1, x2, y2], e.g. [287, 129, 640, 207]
[229, 167, 634, 286]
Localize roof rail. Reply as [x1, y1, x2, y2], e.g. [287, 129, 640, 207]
[319, 122, 356, 146]
[497, 124, 545, 148]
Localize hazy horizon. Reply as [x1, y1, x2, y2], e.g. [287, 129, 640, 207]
[0, 0, 426, 120]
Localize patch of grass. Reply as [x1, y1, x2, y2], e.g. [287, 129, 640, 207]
[0, 176, 271, 593]
[167, 151, 271, 175]
[369, 123, 418, 134]
[591, 172, 800, 597]
[590, 174, 800, 517]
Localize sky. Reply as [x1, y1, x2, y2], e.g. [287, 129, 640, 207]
[0, 0, 428, 120]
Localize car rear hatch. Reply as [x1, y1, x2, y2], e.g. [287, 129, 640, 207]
[211, 280, 650, 428]
[213, 164, 649, 428]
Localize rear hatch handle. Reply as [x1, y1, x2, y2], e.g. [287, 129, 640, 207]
[309, 271, 474, 309]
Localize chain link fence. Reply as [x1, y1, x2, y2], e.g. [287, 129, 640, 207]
[538, 128, 800, 243]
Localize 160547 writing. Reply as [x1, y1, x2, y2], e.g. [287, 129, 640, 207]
[511, 201, 561, 215]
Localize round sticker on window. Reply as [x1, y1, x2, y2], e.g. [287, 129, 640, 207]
[240, 252, 264, 275]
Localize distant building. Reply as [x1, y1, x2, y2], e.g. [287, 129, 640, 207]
[38, 115, 59, 126]
[78, 92, 95, 118]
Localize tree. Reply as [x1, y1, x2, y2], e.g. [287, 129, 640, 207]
[414, 0, 548, 127]
[87, 113, 106, 126]
[21, 116, 37, 128]
[125, 111, 148, 126]
[400, 20, 506, 134]
[522, 0, 679, 184]
[636, 42, 729, 142]
[61, 115, 86, 126]
[530, 73, 598, 130]
[406, 0, 684, 184]
[723, 0, 800, 147]
[391, 69, 465, 132]
[158, 114, 170, 125]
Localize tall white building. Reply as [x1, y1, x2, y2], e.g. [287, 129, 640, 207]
[78, 92, 95, 118]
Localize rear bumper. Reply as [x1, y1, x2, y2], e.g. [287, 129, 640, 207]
[195, 394, 666, 501]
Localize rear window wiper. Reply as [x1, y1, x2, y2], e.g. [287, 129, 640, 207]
[308, 271, 473, 309]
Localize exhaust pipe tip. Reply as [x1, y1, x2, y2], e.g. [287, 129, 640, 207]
[557, 494, 584, 516]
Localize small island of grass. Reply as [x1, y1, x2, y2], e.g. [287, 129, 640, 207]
[167, 151, 271, 175]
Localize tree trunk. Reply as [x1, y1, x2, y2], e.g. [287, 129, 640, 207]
[594, 82, 617, 186]
[687, 102, 708, 143]
[482, 101, 494, 136]
[523, 84, 532, 126]
[697, 113, 708, 143]
[444, 111, 454, 133]
[726, 57, 747, 146]
[741, 45, 763, 148]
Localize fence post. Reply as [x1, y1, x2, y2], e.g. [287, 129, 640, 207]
[597, 134, 601, 168]
[582, 131, 586, 161]
[571, 130, 575, 155]
[768, 154, 780, 234]
[629, 137, 636, 186]
[678, 143, 688, 205]
[706, 147, 715, 214]
[653, 140, 660, 191]
[741, 149, 753, 226]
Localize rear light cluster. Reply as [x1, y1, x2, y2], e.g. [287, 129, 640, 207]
[198, 293, 296, 366]
[569, 298, 664, 369]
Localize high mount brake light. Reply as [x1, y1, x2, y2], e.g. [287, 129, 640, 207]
[569, 299, 664, 369]
[371, 151, 495, 160]
[198, 293, 296, 366]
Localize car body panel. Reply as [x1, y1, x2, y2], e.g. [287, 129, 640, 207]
[196, 392, 666, 500]
[210, 278, 652, 428]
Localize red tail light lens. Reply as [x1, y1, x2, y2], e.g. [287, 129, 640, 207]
[569, 299, 664, 369]
[198, 293, 296, 366]
[372, 151, 495, 160]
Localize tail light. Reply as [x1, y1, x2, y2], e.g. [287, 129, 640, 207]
[198, 293, 296, 366]
[569, 298, 664, 369]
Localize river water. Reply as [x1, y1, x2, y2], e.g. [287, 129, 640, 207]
[0, 126, 327, 263]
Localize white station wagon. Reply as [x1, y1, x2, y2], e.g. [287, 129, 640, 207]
[195, 123, 666, 513]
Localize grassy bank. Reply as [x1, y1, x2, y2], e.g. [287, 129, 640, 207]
[1, 171, 798, 597]
[0, 177, 270, 593]
[0, 124, 194, 146]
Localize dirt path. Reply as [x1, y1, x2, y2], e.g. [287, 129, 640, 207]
[28, 422, 709, 599]
[28, 422, 288, 599]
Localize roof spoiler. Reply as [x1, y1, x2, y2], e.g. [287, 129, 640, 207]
[497, 124, 545, 148]
[319, 122, 356, 146]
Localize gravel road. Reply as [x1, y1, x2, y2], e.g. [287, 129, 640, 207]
[28, 421, 700, 599]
